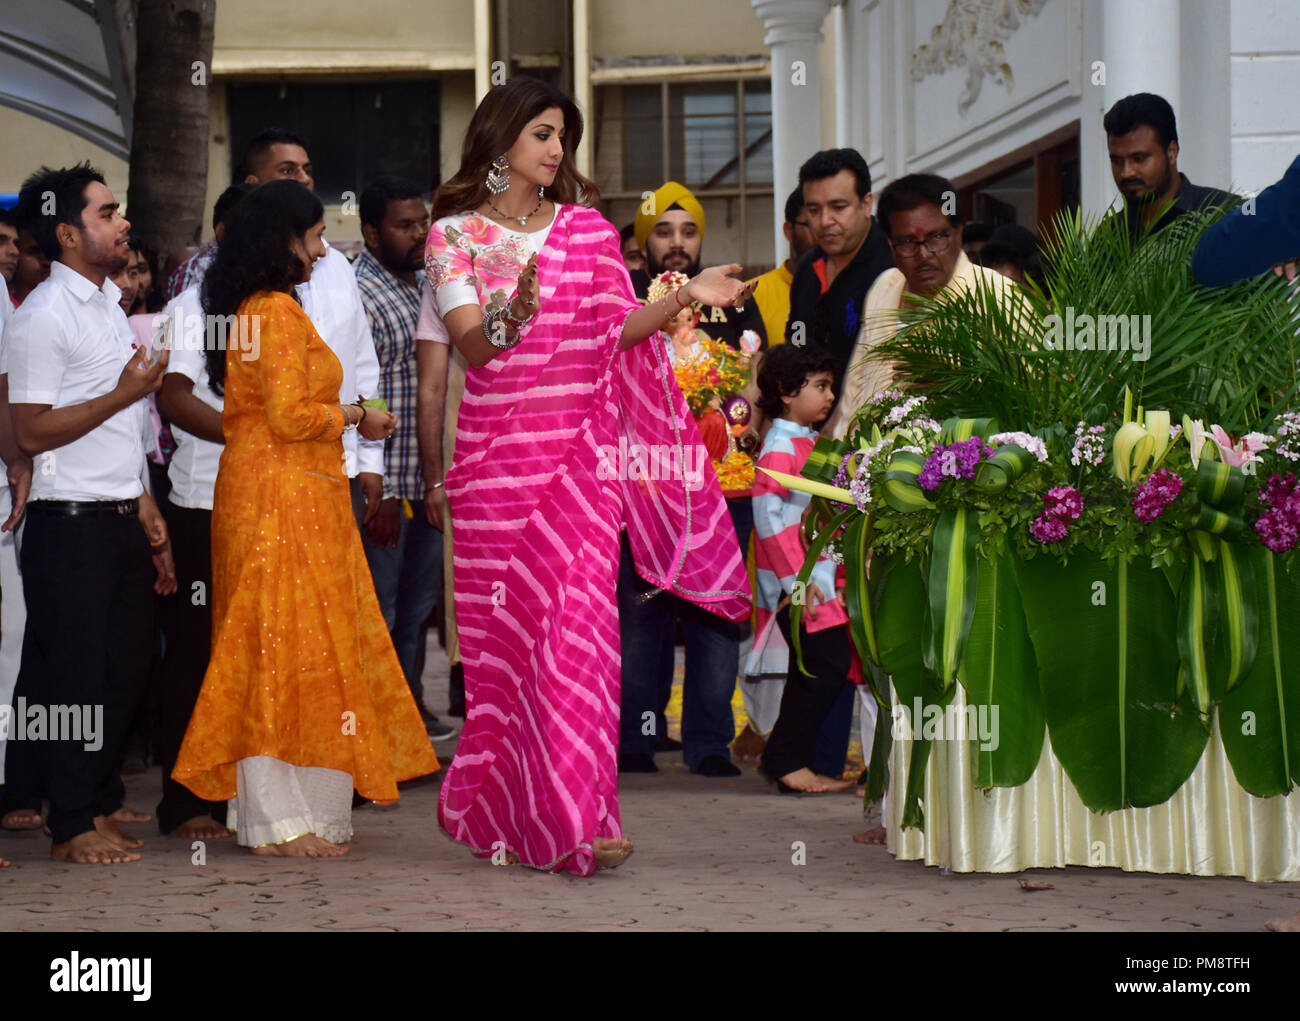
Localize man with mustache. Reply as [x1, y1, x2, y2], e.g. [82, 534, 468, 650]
[630, 181, 767, 349]
[784, 149, 895, 423]
[2, 162, 175, 863]
[355, 176, 456, 743]
[1105, 92, 1236, 240]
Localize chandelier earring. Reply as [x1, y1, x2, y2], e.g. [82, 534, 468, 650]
[486, 155, 511, 195]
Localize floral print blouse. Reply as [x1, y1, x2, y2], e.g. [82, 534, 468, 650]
[425, 210, 555, 320]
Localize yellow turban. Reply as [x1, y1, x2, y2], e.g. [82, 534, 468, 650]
[634, 181, 705, 250]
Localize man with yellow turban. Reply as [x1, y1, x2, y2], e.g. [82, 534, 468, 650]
[630, 181, 768, 351]
[617, 181, 763, 780]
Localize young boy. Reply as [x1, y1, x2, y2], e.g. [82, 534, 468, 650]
[749, 343, 857, 794]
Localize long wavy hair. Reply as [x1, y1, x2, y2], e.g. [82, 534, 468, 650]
[431, 77, 598, 221]
[201, 180, 323, 394]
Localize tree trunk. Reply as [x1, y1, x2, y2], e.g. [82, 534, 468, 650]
[124, 0, 216, 265]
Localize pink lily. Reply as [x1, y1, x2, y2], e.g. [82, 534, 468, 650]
[1209, 425, 1273, 467]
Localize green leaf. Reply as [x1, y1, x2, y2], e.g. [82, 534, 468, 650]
[925, 507, 979, 690]
[961, 549, 1044, 787]
[841, 513, 879, 666]
[360, 397, 388, 412]
[1014, 550, 1209, 811]
[1220, 549, 1300, 796]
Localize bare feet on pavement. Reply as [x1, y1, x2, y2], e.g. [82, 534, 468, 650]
[779, 767, 855, 793]
[853, 827, 886, 845]
[1265, 909, 1300, 931]
[1, 809, 43, 830]
[593, 836, 634, 869]
[251, 834, 349, 857]
[108, 806, 153, 824]
[94, 815, 143, 849]
[51, 830, 141, 864]
[172, 815, 231, 840]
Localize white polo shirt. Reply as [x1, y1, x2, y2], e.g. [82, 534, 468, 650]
[295, 244, 384, 479]
[161, 285, 223, 510]
[5, 261, 147, 502]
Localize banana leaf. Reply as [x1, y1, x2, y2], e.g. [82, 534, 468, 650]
[875, 554, 947, 829]
[1014, 550, 1209, 811]
[840, 512, 879, 666]
[924, 506, 979, 690]
[789, 505, 856, 677]
[961, 549, 1044, 788]
[1220, 548, 1300, 795]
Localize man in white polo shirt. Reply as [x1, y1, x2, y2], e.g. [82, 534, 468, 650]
[3, 163, 174, 865]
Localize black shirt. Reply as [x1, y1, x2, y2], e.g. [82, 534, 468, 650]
[1117, 172, 1238, 241]
[629, 268, 769, 350]
[784, 219, 895, 398]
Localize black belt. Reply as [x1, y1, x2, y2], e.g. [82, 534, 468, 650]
[28, 499, 140, 517]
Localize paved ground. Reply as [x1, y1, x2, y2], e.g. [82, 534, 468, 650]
[2, 644, 1297, 932]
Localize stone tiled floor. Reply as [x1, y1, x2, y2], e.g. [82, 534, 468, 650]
[2, 644, 1296, 932]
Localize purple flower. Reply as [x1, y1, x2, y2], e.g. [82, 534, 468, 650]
[1256, 511, 1299, 553]
[1043, 485, 1083, 521]
[918, 437, 994, 491]
[1131, 468, 1184, 523]
[1260, 472, 1299, 511]
[1030, 515, 1068, 544]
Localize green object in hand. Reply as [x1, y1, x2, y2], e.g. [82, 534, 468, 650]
[360, 398, 388, 412]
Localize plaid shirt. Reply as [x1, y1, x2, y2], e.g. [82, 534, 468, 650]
[165, 241, 217, 301]
[354, 249, 424, 500]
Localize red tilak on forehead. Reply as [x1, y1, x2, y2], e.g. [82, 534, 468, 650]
[910, 228, 926, 239]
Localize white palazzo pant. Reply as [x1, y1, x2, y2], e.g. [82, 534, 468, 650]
[0, 484, 25, 785]
[228, 756, 353, 847]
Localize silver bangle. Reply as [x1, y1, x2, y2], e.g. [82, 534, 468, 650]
[482, 306, 523, 349]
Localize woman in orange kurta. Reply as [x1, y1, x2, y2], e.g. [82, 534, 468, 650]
[173, 181, 437, 857]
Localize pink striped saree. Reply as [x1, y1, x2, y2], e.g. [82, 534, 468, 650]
[436, 204, 750, 875]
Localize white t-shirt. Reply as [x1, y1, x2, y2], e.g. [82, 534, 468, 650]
[162, 286, 223, 510]
[5, 261, 147, 501]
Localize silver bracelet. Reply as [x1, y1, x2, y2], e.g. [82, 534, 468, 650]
[482, 306, 523, 349]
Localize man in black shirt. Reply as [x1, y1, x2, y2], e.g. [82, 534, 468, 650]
[1104, 92, 1237, 240]
[628, 180, 767, 349]
[785, 149, 895, 412]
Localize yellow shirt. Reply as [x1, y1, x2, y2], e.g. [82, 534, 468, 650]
[749, 262, 794, 347]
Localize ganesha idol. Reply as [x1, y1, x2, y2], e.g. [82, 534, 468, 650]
[648, 270, 759, 494]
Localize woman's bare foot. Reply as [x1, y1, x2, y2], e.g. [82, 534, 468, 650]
[592, 836, 634, 869]
[94, 815, 143, 849]
[1265, 909, 1300, 931]
[731, 724, 767, 764]
[1, 809, 43, 831]
[779, 767, 855, 793]
[171, 815, 231, 840]
[852, 827, 886, 845]
[0, 855, 10, 867]
[107, 806, 153, 825]
[51, 830, 141, 864]
[251, 834, 349, 858]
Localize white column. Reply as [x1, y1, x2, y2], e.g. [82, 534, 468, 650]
[474, 0, 492, 103]
[573, 0, 593, 178]
[753, 0, 833, 260]
[1101, 0, 1181, 151]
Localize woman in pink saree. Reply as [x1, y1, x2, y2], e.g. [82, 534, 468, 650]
[427, 78, 752, 875]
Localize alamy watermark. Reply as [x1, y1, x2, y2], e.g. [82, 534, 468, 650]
[1042, 307, 1151, 362]
[891, 697, 1000, 752]
[155, 311, 261, 361]
[595, 438, 710, 491]
[0, 698, 103, 751]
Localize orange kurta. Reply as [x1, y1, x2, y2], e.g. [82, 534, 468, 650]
[173, 290, 438, 802]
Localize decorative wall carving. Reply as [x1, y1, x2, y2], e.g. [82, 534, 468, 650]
[911, 0, 1049, 116]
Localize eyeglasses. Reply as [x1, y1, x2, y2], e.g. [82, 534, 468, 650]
[888, 230, 954, 258]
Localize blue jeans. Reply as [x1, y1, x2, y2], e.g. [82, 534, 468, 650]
[617, 498, 752, 769]
[362, 502, 443, 706]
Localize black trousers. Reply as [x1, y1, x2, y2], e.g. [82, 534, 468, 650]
[10, 510, 155, 843]
[155, 498, 226, 833]
[761, 605, 853, 781]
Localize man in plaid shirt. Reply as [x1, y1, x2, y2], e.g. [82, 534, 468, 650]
[355, 176, 456, 742]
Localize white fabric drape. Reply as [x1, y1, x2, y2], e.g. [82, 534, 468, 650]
[228, 756, 353, 847]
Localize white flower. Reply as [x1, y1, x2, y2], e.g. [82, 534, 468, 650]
[988, 431, 1048, 462]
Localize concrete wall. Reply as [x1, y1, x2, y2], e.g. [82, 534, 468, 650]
[1229, 0, 1300, 194]
[593, 0, 768, 59]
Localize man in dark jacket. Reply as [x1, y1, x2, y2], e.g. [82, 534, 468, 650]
[784, 149, 895, 417]
[1192, 154, 1300, 286]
